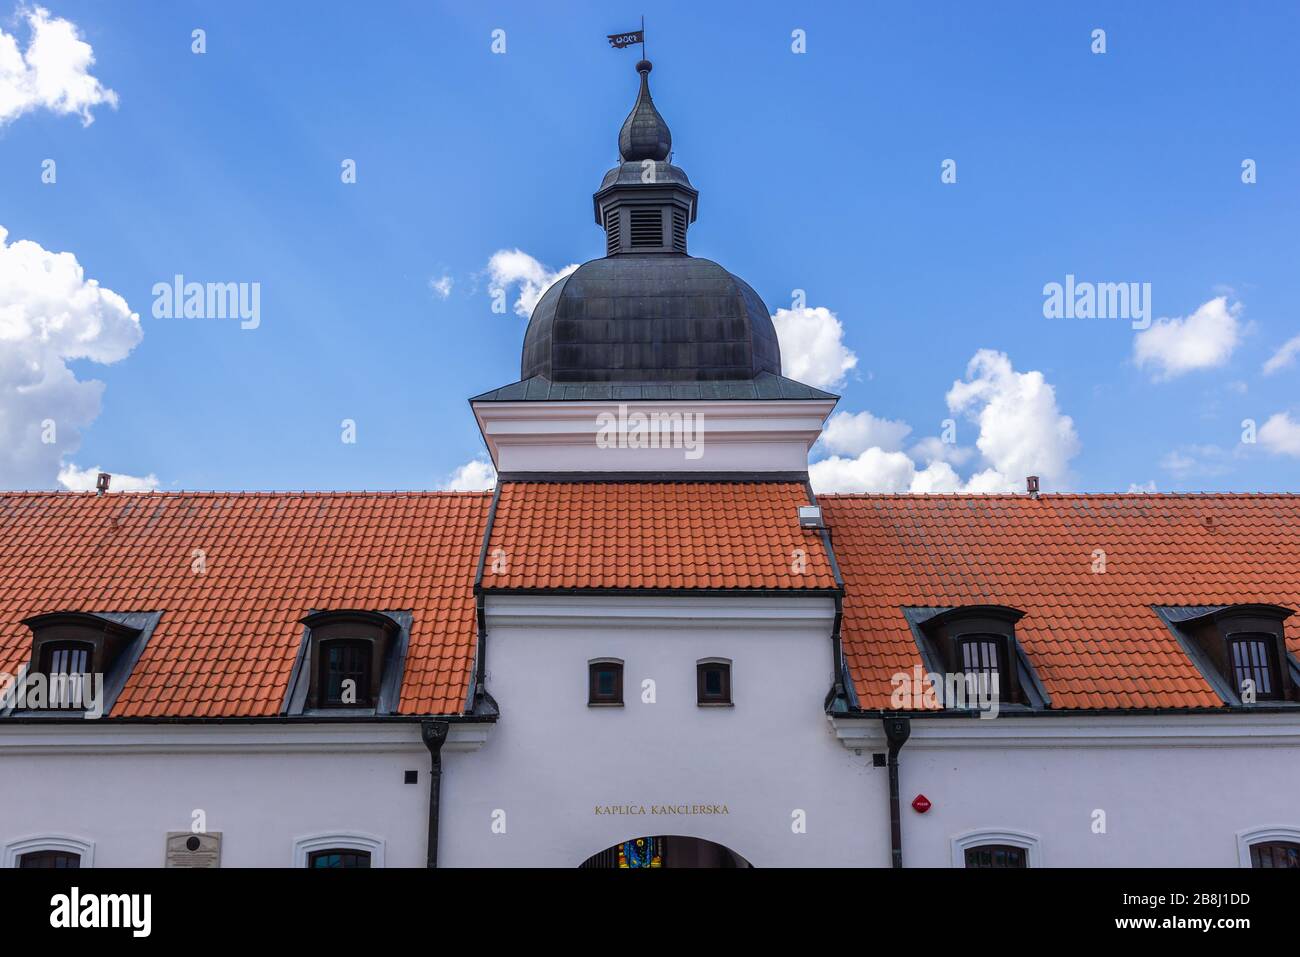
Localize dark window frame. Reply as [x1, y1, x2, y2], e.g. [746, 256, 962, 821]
[317, 638, 374, 708]
[307, 848, 372, 869]
[18, 849, 81, 869]
[963, 843, 1028, 869]
[1228, 634, 1281, 701]
[1249, 841, 1300, 869]
[696, 659, 732, 706]
[588, 659, 624, 707]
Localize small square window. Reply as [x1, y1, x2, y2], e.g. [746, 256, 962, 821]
[697, 661, 732, 706]
[589, 661, 623, 706]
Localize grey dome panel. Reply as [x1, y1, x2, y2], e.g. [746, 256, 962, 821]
[520, 256, 783, 382]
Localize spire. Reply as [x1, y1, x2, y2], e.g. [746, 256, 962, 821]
[618, 60, 671, 162]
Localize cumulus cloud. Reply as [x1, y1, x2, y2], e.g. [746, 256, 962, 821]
[810, 350, 1079, 495]
[1258, 412, 1300, 457]
[57, 463, 158, 492]
[442, 458, 496, 491]
[819, 409, 910, 456]
[0, 6, 118, 126]
[429, 275, 453, 299]
[1127, 480, 1158, 494]
[486, 249, 578, 318]
[1263, 334, 1300, 376]
[0, 226, 144, 489]
[946, 349, 1080, 489]
[772, 305, 858, 390]
[1133, 296, 1242, 380]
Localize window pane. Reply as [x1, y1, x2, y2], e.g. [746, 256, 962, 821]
[1250, 842, 1300, 869]
[590, 663, 621, 703]
[1231, 636, 1276, 699]
[964, 844, 1027, 868]
[19, 850, 80, 869]
[308, 849, 371, 868]
[322, 640, 371, 706]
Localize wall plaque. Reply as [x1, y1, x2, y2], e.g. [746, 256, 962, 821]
[165, 831, 222, 868]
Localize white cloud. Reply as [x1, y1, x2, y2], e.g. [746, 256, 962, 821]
[442, 458, 496, 491]
[429, 275, 453, 299]
[486, 249, 578, 318]
[809, 447, 916, 494]
[1263, 334, 1300, 376]
[0, 6, 118, 127]
[819, 409, 910, 456]
[0, 226, 143, 489]
[57, 463, 158, 492]
[908, 435, 975, 467]
[1127, 480, 1158, 494]
[772, 306, 858, 390]
[1258, 412, 1300, 457]
[1159, 444, 1234, 478]
[1133, 296, 1242, 380]
[946, 349, 1080, 489]
[810, 350, 1079, 495]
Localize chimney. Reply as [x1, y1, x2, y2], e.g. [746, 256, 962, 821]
[96, 472, 111, 495]
[1026, 475, 1040, 498]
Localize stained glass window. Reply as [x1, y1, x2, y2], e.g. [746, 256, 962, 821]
[617, 836, 663, 868]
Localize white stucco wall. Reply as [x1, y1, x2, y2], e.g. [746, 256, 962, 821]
[439, 594, 880, 866]
[0, 725, 446, 867]
[833, 714, 1300, 867]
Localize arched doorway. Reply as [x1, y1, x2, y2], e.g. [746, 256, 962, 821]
[578, 836, 752, 869]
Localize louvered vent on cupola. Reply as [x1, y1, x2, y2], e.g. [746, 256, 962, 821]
[629, 208, 664, 248]
[671, 209, 687, 253]
[604, 209, 621, 256]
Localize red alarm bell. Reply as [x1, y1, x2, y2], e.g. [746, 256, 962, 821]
[911, 794, 932, 813]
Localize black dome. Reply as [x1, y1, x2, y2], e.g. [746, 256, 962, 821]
[521, 256, 782, 382]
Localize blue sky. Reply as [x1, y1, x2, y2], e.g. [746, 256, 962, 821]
[2, 1, 1298, 492]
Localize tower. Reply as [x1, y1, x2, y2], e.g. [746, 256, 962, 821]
[472, 61, 837, 477]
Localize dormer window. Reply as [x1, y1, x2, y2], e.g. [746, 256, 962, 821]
[1165, 605, 1297, 705]
[916, 606, 1031, 707]
[16, 612, 150, 714]
[300, 611, 401, 712]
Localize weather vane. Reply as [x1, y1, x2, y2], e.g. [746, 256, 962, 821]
[606, 16, 646, 59]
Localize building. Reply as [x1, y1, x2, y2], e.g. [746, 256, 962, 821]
[1, 61, 1298, 870]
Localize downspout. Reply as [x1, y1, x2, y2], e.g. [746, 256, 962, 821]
[883, 715, 911, 868]
[468, 483, 504, 715]
[420, 719, 450, 868]
[805, 481, 852, 711]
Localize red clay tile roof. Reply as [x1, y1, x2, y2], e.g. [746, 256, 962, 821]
[820, 494, 1300, 711]
[4, 487, 1297, 718]
[481, 482, 837, 591]
[0, 492, 490, 717]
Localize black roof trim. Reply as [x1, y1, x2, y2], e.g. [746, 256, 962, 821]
[496, 471, 810, 483]
[471, 372, 838, 403]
